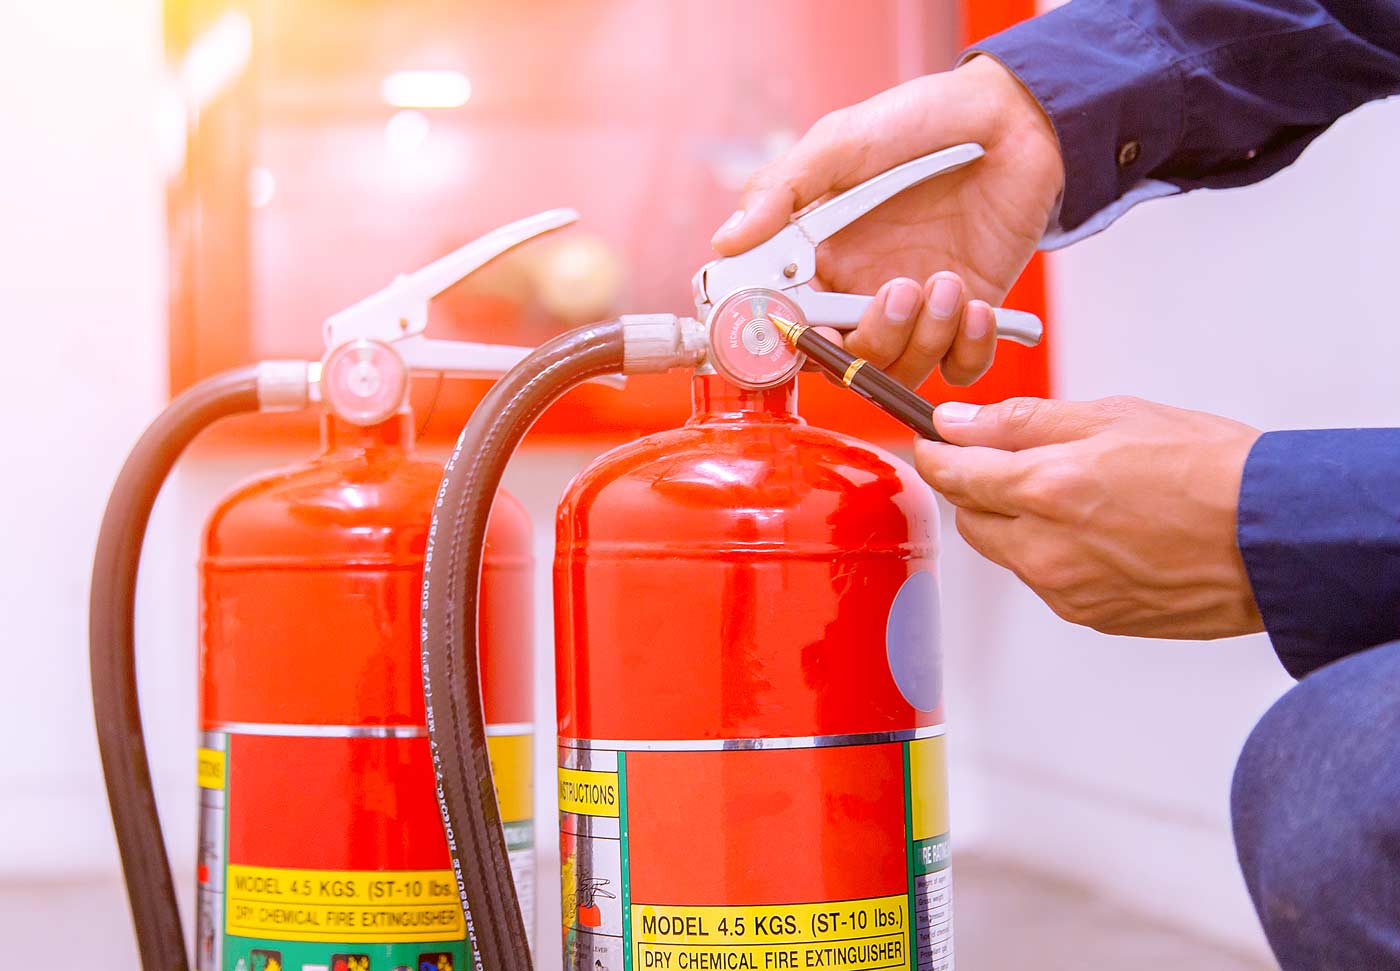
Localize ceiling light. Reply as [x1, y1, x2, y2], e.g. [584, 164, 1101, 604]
[380, 70, 472, 109]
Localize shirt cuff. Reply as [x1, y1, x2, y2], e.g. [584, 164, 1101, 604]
[1238, 429, 1400, 679]
[966, 0, 1186, 234]
[1039, 178, 1179, 250]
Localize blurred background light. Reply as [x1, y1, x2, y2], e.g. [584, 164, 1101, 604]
[247, 166, 276, 208]
[380, 69, 472, 109]
[384, 108, 431, 155]
[155, 78, 186, 177]
[179, 10, 251, 112]
[532, 234, 626, 322]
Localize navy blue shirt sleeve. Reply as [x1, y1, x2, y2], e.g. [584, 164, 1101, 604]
[968, 0, 1400, 235]
[1238, 430, 1400, 678]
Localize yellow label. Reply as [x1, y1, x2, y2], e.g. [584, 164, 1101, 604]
[908, 734, 948, 842]
[632, 896, 909, 971]
[225, 865, 464, 944]
[196, 748, 225, 790]
[558, 766, 620, 818]
[487, 732, 533, 824]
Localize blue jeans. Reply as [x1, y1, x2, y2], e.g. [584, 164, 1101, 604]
[1232, 640, 1400, 969]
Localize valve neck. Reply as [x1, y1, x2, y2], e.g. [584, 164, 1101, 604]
[320, 410, 415, 454]
[688, 373, 802, 426]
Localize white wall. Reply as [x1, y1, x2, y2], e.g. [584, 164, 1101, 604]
[0, 1, 168, 874]
[942, 95, 1400, 958]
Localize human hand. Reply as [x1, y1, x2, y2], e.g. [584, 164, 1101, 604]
[914, 396, 1265, 639]
[711, 56, 1063, 388]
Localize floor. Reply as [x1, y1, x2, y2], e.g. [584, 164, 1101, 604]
[3, 854, 1273, 969]
[952, 855, 1274, 970]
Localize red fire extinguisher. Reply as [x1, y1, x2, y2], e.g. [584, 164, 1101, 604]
[552, 369, 951, 971]
[420, 330, 951, 971]
[419, 148, 1039, 971]
[90, 211, 582, 971]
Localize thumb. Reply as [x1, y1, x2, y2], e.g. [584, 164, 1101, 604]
[710, 113, 864, 255]
[933, 397, 1114, 450]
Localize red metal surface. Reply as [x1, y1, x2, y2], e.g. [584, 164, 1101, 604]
[556, 373, 942, 743]
[949, 0, 1052, 406]
[200, 408, 533, 868]
[626, 745, 908, 904]
[960, 0, 1035, 50]
[227, 736, 447, 870]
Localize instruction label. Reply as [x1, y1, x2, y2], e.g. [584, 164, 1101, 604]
[906, 736, 952, 971]
[559, 765, 621, 817]
[225, 865, 465, 944]
[197, 747, 226, 790]
[633, 897, 908, 971]
[560, 731, 953, 971]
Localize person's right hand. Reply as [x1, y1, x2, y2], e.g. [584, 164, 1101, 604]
[711, 55, 1064, 388]
[914, 395, 1264, 640]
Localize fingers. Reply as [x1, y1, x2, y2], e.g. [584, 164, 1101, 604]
[940, 299, 997, 386]
[842, 272, 996, 390]
[842, 279, 924, 368]
[913, 440, 1030, 514]
[881, 273, 968, 388]
[710, 111, 861, 255]
[933, 396, 1122, 451]
[951, 507, 1023, 574]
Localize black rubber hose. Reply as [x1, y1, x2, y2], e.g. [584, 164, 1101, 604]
[422, 321, 626, 971]
[91, 367, 261, 971]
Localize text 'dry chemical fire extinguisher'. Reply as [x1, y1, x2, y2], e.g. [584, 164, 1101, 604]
[420, 144, 1042, 971]
[90, 211, 590, 971]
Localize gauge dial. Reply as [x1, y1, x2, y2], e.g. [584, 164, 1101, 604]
[706, 288, 806, 389]
[321, 339, 409, 426]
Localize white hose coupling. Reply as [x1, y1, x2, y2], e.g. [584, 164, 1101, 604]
[620, 315, 708, 374]
[255, 360, 313, 412]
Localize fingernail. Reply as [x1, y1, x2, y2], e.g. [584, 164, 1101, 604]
[884, 281, 920, 322]
[714, 210, 745, 238]
[965, 301, 992, 340]
[937, 401, 982, 423]
[929, 277, 961, 317]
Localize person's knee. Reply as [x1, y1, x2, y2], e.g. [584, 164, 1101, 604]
[1232, 641, 1400, 968]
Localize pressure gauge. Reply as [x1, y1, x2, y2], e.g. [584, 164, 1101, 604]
[321, 339, 409, 426]
[706, 287, 806, 389]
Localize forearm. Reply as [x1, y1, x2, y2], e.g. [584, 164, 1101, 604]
[1238, 429, 1400, 678]
[968, 0, 1400, 238]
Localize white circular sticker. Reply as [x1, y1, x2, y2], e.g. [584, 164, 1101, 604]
[885, 570, 943, 712]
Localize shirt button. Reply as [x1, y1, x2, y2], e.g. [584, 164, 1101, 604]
[1117, 139, 1141, 168]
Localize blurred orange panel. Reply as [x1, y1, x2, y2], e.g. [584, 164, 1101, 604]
[171, 0, 1049, 446]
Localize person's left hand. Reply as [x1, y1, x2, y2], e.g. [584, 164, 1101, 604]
[914, 395, 1266, 639]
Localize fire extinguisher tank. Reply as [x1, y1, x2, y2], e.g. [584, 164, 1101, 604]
[197, 411, 535, 971]
[555, 374, 954, 971]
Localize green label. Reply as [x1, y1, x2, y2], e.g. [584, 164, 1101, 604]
[912, 834, 951, 876]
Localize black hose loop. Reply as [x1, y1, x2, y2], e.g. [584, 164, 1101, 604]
[91, 367, 260, 970]
[422, 321, 626, 971]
